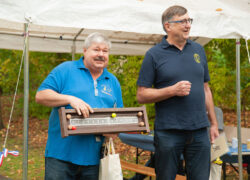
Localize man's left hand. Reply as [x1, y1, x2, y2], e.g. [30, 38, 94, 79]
[210, 125, 219, 144]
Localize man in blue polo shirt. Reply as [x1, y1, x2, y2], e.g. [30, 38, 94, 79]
[36, 32, 123, 180]
[136, 5, 219, 180]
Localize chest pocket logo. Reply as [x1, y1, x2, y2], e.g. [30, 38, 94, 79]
[194, 53, 201, 63]
[101, 85, 112, 96]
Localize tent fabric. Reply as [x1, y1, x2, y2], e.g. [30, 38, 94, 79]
[0, 0, 249, 55]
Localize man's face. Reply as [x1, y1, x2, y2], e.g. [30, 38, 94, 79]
[165, 13, 191, 42]
[83, 42, 109, 72]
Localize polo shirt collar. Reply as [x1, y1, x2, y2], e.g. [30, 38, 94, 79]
[160, 35, 191, 49]
[76, 56, 110, 79]
[76, 56, 86, 69]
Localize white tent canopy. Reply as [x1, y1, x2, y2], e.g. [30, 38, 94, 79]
[0, 0, 249, 55]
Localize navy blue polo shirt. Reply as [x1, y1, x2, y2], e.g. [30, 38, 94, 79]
[38, 57, 123, 165]
[137, 36, 210, 130]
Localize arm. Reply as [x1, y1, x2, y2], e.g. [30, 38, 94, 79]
[35, 89, 93, 117]
[204, 82, 219, 143]
[136, 81, 192, 104]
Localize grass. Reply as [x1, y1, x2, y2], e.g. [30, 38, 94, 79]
[1, 137, 45, 179]
[0, 106, 249, 179]
[1, 132, 250, 180]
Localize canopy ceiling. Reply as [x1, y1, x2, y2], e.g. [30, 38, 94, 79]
[0, 0, 249, 55]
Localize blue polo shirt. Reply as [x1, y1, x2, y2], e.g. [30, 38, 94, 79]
[137, 36, 210, 130]
[38, 57, 123, 165]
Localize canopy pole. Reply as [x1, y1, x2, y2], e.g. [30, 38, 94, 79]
[23, 23, 29, 180]
[236, 39, 243, 180]
[71, 28, 84, 60]
[72, 42, 75, 61]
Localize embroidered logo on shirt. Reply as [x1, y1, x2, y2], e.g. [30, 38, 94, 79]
[194, 53, 201, 63]
[101, 85, 112, 96]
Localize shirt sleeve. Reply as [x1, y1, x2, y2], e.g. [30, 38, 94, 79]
[201, 47, 210, 82]
[37, 62, 68, 93]
[114, 77, 123, 108]
[137, 51, 155, 87]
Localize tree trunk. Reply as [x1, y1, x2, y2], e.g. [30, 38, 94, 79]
[0, 87, 4, 130]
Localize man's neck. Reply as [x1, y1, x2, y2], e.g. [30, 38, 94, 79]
[89, 69, 103, 80]
[166, 37, 187, 51]
[83, 60, 104, 80]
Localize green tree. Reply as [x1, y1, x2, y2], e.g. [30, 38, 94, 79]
[0, 50, 78, 119]
[205, 39, 250, 111]
[108, 55, 155, 127]
[0, 38, 249, 127]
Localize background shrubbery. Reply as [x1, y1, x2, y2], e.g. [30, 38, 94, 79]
[0, 39, 249, 124]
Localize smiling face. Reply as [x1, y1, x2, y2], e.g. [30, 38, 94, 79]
[165, 13, 191, 43]
[83, 42, 109, 74]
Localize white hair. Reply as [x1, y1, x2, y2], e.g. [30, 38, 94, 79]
[83, 32, 111, 49]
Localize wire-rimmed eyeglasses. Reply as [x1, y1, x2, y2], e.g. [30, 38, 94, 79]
[168, 18, 193, 25]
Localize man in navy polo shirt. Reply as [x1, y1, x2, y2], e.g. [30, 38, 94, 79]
[36, 32, 123, 180]
[136, 5, 219, 180]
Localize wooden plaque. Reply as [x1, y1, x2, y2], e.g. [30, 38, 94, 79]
[58, 106, 150, 138]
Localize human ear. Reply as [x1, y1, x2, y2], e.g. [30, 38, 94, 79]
[164, 22, 171, 32]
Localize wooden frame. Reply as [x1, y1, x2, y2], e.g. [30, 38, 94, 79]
[58, 106, 150, 138]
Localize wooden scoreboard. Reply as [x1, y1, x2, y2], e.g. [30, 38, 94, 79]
[58, 106, 150, 138]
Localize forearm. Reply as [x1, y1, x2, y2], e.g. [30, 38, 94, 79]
[136, 86, 176, 104]
[137, 81, 192, 104]
[204, 83, 219, 142]
[35, 89, 71, 107]
[204, 83, 218, 127]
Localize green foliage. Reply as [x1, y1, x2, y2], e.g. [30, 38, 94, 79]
[206, 48, 230, 107]
[0, 50, 24, 94]
[0, 50, 75, 119]
[204, 39, 250, 110]
[108, 55, 142, 107]
[0, 51, 156, 122]
[108, 55, 155, 124]
[0, 38, 249, 123]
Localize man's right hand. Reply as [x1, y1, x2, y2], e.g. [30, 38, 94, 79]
[36, 89, 93, 118]
[68, 96, 94, 118]
[174, 81, 192, 96]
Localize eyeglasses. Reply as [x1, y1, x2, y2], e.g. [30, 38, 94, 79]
[168, 18, 193, 25]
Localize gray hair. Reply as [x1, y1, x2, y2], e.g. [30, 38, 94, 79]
[162, 5, 187, 33]
[83, 32, 112, 49]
